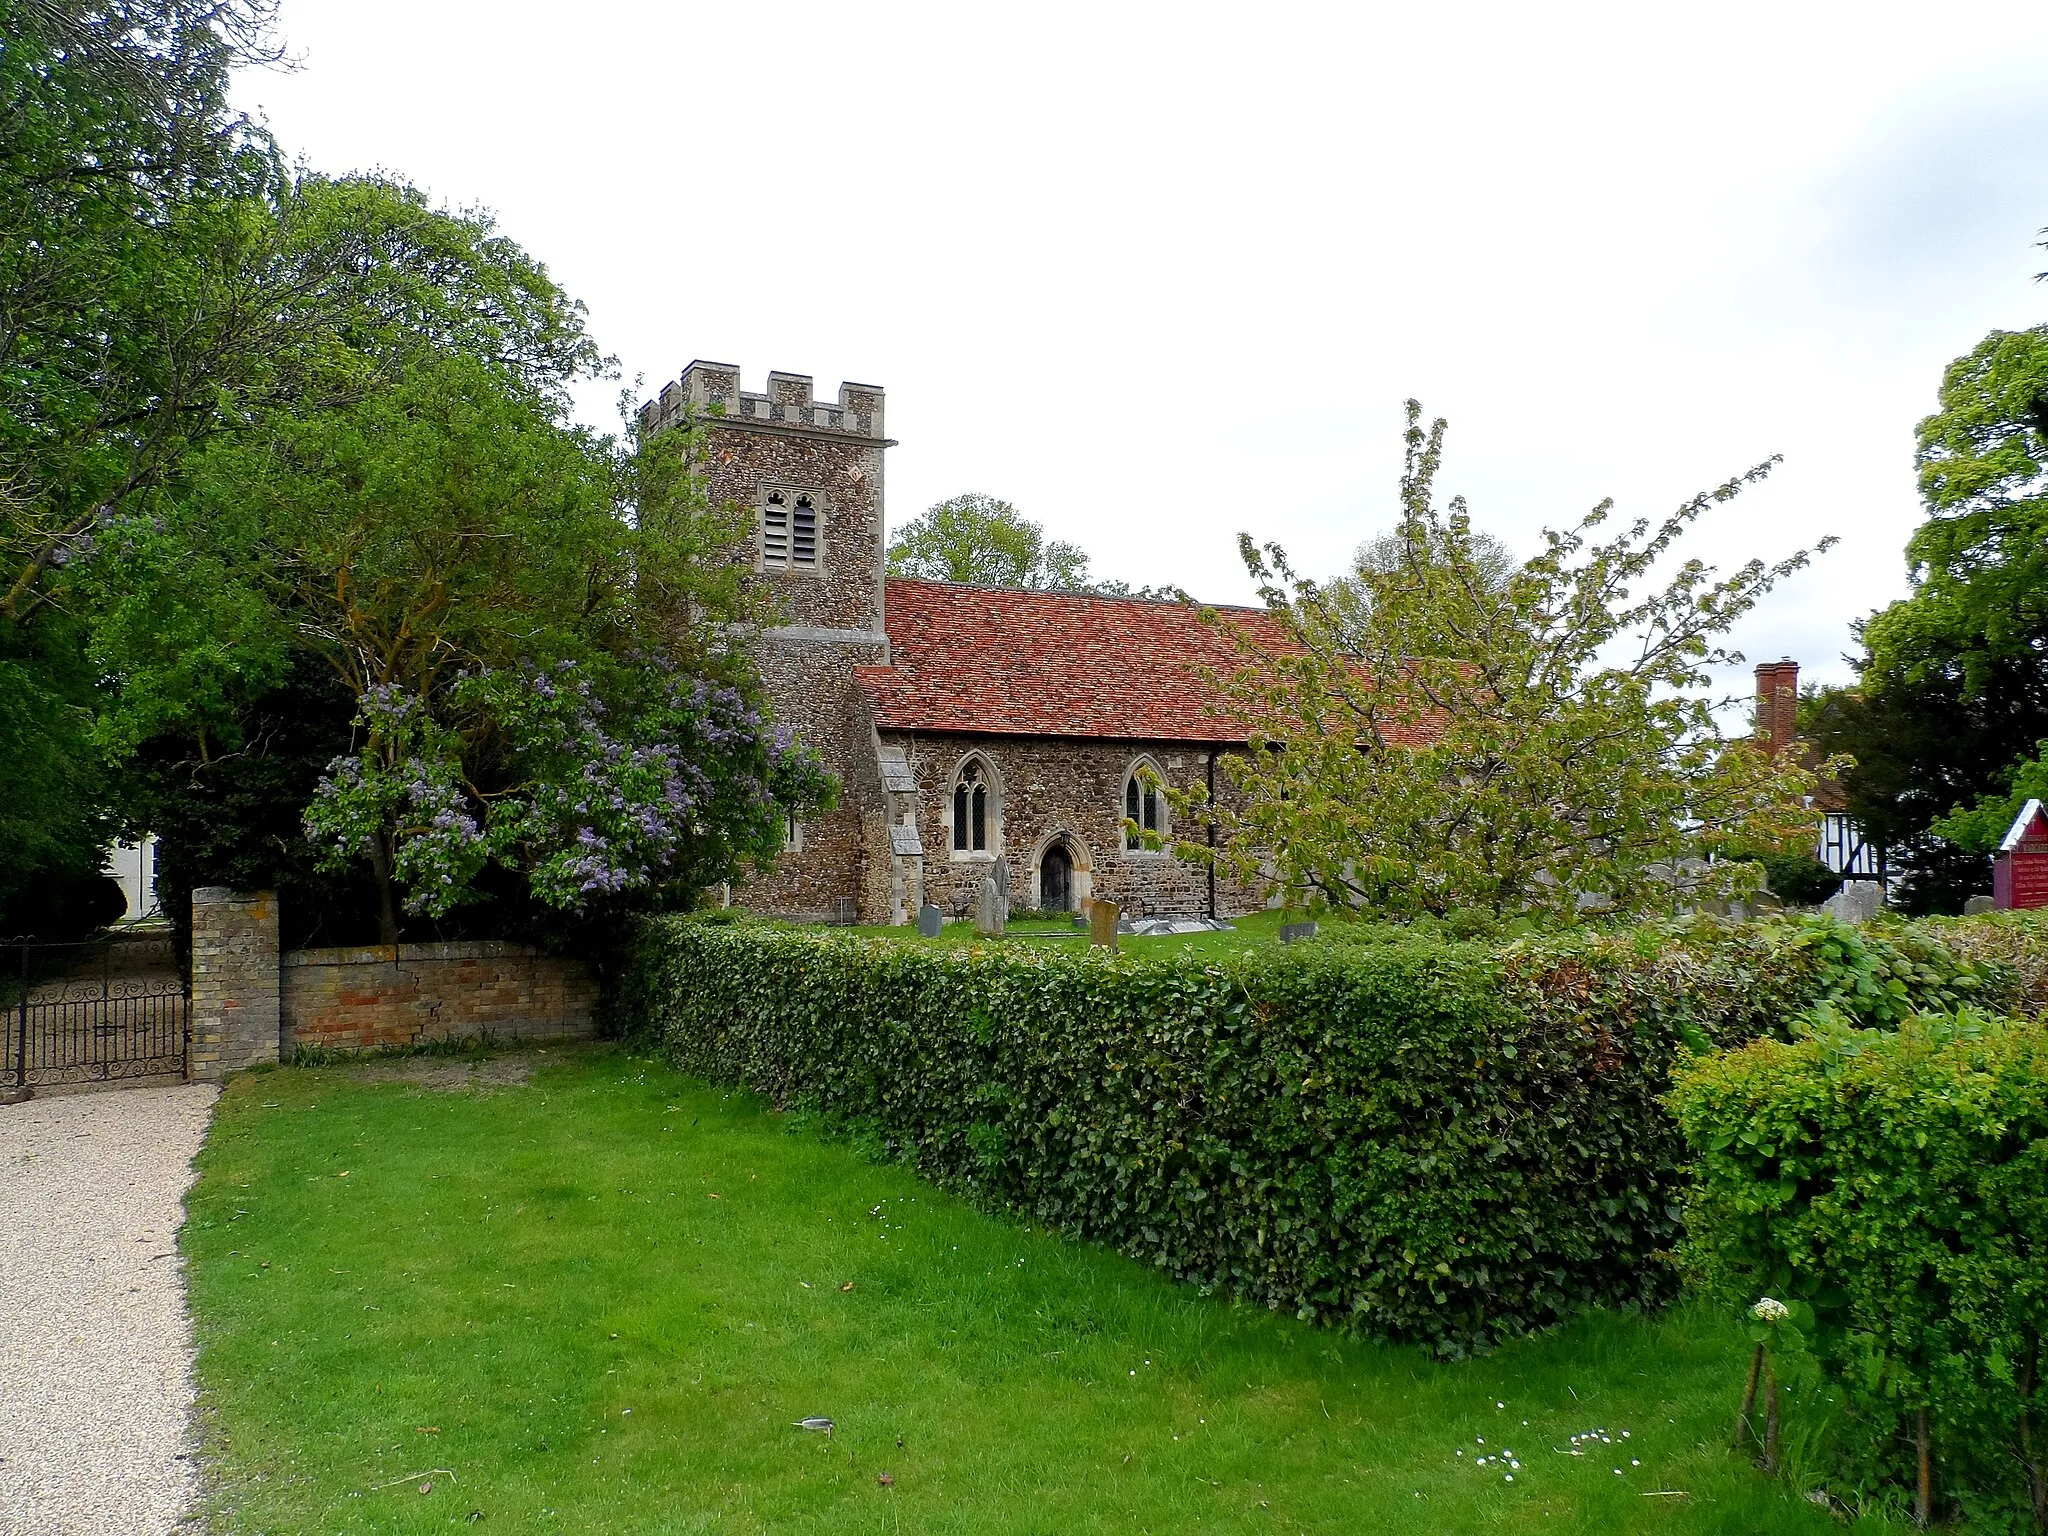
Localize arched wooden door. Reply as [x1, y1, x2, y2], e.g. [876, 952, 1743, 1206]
[1040, 845, 1075, 912]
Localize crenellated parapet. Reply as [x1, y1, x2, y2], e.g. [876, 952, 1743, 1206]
[639, 361, 886, 441]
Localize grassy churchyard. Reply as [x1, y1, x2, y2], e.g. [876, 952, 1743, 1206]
[839, 908, 1300, 959]
[183, 1044, 1886, 1535]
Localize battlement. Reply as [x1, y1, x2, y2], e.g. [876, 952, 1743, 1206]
[638, 361, 886, 441]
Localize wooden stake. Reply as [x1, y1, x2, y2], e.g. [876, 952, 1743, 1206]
[1915, 1408, 1933, 1530]
[2020, 1337, 2046, 1536]
[1762, 1361, 1781, 1475]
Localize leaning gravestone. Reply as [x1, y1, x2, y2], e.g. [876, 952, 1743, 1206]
[1089, 898, 1121, 951]
[975, 877, 1006, 937]
[917, 902, 944, 937]
[990, 857, 1012, 922]
[1279, 921, 1319, 945]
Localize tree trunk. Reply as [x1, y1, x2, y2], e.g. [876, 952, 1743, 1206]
[1915, 1408, 1933, 1530]
[368, 832, 400, 946]
[1734, 1344, 1764, 1450]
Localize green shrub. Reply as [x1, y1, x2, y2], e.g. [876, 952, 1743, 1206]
[1919, 910, 2048, 1018]
[612, 913, 2002, 1358]
[1672, 1012, 2048, 1529]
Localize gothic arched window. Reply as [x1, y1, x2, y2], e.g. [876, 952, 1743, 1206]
[952, 758, 994, 854]
[1124, 761, 1167, 850]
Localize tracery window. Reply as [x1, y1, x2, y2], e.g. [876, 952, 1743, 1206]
[952, 758, 993, 854]
[1124, 762, 1166, 850]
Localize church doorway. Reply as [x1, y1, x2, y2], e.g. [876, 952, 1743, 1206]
[1040, 844, 1075, 913]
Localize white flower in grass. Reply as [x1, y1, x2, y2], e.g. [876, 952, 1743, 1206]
[1751, 1297, 1789, 1324]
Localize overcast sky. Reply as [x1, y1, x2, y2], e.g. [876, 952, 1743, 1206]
[234, 1, 2048, 690]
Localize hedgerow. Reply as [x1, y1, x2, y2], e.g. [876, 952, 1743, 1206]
[1672, 1011, 2048, 1530]
[1918, 910, 2048, 1017]
[612, 912, 2006, 1357]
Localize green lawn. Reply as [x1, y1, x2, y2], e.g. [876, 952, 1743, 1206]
[185, 1045, 1890, 1534]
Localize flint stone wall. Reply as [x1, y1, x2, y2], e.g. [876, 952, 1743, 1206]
[678, 369, 890, 924]
[891, 733, 1271, 922]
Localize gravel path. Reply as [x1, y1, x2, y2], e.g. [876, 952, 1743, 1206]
[0, 1083, 219, 1536]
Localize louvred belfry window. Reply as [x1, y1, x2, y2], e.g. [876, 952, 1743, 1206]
[792, 494, 818, 568]
[762, 492, 791, 568]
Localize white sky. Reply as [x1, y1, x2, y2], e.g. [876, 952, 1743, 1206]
[235, 1, 2048, 691]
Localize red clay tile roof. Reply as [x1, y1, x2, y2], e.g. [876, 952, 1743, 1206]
[854, 579, 1296, 742]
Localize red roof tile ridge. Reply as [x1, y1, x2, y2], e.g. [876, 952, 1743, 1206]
[882, 575, 1274, 617]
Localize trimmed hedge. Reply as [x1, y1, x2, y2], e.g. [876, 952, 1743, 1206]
[614, 913, 2006, 1357]
[1673, 1012, 2048, 1529]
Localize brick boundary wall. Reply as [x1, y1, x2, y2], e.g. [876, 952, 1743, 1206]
[282, 941, 598, 1054]
[188, 890, 598, 1069]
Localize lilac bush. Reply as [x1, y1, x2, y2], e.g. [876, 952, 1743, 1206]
[304, 658, 831, 918]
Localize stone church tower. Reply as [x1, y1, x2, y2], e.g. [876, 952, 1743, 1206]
[638, 361, 895, 920]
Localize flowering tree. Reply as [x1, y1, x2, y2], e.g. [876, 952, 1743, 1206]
[304, 661, 830, 924]
[1185, 403, 1831, 924]
[96, 175, 833, 941]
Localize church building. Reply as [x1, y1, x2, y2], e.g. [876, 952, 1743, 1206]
[639, 362, 1281, 925]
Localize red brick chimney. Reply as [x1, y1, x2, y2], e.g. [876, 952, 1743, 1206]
[1755, 658, 1799, 753]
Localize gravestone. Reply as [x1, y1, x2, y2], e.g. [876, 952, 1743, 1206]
[1964, 895, 1996, 916]
[990, 857, 1012, 922]
[975, 877, 1006, 937]
[1279, 921, 1319, 945]
[1088, 898, 1120, 951]
[1822, 880, 1886, 924]
[917, 902, 944, 937]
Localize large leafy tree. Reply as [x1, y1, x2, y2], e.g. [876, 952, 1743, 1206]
[1806, 299, 2048, 912]
[1893, 321, 2048, 684]
[0, 0, 281, 918]
[99, 176, 833, 942]
[1193, 403, 1826, 924]
[886, 493, 1096, 590]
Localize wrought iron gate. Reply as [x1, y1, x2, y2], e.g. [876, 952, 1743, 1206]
[3, 932, 189, 1090]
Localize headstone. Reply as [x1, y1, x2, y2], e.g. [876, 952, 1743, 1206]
[917, 902, 944, 937]
[975, 877, 1006, 937]
[990, 858, 1012, 923]
[1821, 880, 1886, 924]
[1279, 921, 1319, 945]
[1089, 898, 1120, 951]
[1964, 894, 1996, 916]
